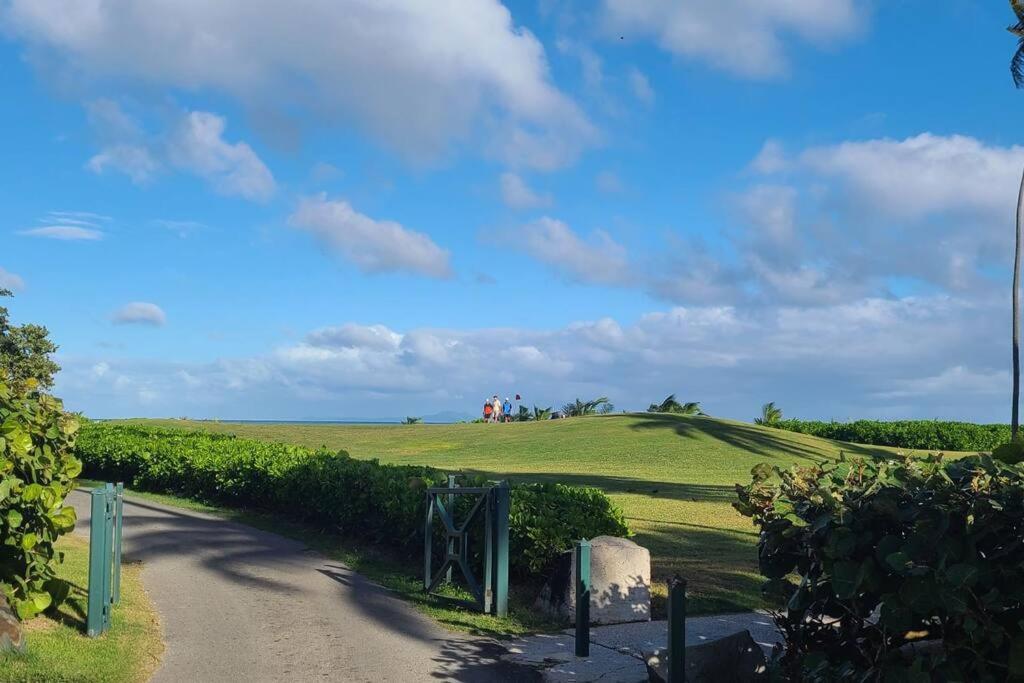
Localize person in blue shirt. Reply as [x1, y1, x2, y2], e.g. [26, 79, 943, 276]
[503, 397, 513, 423]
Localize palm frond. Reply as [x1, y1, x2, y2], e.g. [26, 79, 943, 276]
[1012, 0, 1024, 23]
[1013, 42, 1024, 88]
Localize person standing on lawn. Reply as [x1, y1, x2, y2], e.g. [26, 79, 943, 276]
[503, 397, 513, 423]
[492, 395, 502, 423]
[483, 399, 493, 422]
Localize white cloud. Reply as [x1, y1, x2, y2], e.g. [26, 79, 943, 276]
[516, 217, 631, 286]
[500, 172, 553, 209]
[84, 100, 275, 201]
[167, 111, 276, 202]
[20, 225, 104, 240]
[602, 0, 866, 78]
[289, 195, 452, 279]
[628, 67, 655, 106]
[4, 0, 596, 169]
[0, 267, 25, 291]
[749, 139, 788, 174]
[797, 133, 1024, 220]
[111, 302, 166, 327]
[53, 295, 1009, 423]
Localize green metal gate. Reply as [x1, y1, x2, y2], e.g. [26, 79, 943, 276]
[86, 482, 124, 637]
[423, 479, 509, 617]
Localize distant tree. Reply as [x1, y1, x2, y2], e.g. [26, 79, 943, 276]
[561, 396, 610, 417]
[597, 402, 616, 415]
[1010, 2, 1024, 438]
[647, 394, 704, 416]
[754, 402, 783, 427]
[402, 416, 423, 425]
[516, 405, 531, 421]
[0, 289, 59, 391]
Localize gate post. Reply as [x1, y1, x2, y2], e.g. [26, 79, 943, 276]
[575, 540, 591, 657]
[667, 575, 687, 683]
[112, 482, 124, 605]
[86, 484, 115, 637]
[492, 482, 510, 618]
[445, 474, 456, 585]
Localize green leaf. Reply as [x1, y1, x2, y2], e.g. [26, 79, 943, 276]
[20, 533, 38, 550]
[945, 563, 979, 589]
[7, 509, 23, 528]
[885, 551, 912, 573]
[21, 483, 43, 502]
[832, 560, 863, 599]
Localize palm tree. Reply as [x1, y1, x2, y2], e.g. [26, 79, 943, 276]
[1010, 0, 1024, 438]
[561, 397, 609, 417]
[647, 394, 704, 416]
[532, 405, 552, 421]
[754, 402, 783, 427]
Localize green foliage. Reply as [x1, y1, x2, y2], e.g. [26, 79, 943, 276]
[0, 379, 81, 620]
[532, 405, 552, 421]
[561, 397, 609, 417]
[774, 418, 1010, 452]
[402, 417, 423, 425]
[754, 401, 783, 427]
[647, 394, 704, 416]
[0, 290, 60, 392]
[735, 453, 1024, 681]
[75, 423, 629, 577]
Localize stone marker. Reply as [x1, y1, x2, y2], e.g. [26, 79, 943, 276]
[536, 536, 650, 625]
[644, 629, 767, 683]
[0, 595, 25, 654]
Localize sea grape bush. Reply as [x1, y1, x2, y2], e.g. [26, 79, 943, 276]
[735, 453, 1024, 681]
[773, 418, 1009, 452]
[75, 423, 628, 577]
[0, 379, 81, 620]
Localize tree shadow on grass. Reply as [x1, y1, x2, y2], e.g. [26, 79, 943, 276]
[627, 413, 891, 462]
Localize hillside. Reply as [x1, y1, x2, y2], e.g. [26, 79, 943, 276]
[117, 414, 920, 613]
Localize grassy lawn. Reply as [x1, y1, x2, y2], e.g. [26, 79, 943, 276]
[117, 413, 943, 616]
[0, 535, 162, 683]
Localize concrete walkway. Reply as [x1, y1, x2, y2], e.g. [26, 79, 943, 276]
[503, 613, 782, 682]
[69, 490, 539, 682]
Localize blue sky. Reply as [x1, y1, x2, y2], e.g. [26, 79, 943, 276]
[0, 0, 1020, 421]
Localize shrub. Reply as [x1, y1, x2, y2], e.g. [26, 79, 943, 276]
[773, 418, 1010, 452]
[75, 423, 629, 577]
[0, 380, 81, 620]
[735, 453, 1024, 681]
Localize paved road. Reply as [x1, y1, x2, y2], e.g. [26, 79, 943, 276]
[70, 490, 538, 682]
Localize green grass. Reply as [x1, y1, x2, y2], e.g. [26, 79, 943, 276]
[118, 413, 942, 616]
[0, 535, 162, 683]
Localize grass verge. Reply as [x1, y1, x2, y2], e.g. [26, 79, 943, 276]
[0, 534, 162, 683]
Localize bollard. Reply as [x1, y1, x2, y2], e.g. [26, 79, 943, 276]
[86, 485, 115, 637]
[492, 482, 510, 618]
[667, 575, 687, 683]
[575, 539, 591, 657]
[112, 483, 124, 605]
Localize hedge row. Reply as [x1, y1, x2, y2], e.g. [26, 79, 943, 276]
[736, 453, 1024, 680]
[773, 418, 1010, 452]
[74, 423, 629, 576]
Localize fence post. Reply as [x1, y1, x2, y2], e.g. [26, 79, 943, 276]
[101, 483, 114, 632]
[575, 539, 591, 657]
[86, 487, 107, 637]
[446, 474, 456, 585]
[492, 482, 510, 618]
[423, 491, 434, 591]
[667, 575, 687, 683]
[112, 482, 124, 606]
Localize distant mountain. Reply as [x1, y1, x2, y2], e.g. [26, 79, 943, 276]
[419, 410, 475, 424]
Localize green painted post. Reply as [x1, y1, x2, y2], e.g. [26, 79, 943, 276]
[445, 474, 456, 585]
[483, 488, 494, 614]
[423, 492, 434, 591]
[101, 483, 115, 632]
[667, 575, 687, 683]
[492, 482, 510, 617]
[575, 540, 591, 657]
[86, 487, 108, 637]
[112, 483, 124, 605]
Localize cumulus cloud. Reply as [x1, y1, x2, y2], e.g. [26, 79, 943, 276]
[516, 217, 631, 286]
[111, 302, 166, 326]
[4, 0, 596, 169]
[84, 100, 275, 200]
[167, 111, 276, 201]
[602, 0, 866, 78]
[499, 172, 553, 209]
[289, 195, 452, 279]
[0, 267, 25, 291]
[53, 295, 1008, 422]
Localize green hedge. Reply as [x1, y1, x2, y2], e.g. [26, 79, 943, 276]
[0, 380, 81, 620]
[735, 454, 1024, 681]
[75, 423, 628, 576]
[773, 418, 1009, 452]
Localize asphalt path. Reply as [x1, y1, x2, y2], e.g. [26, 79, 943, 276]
[70, 489, 538, 682]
